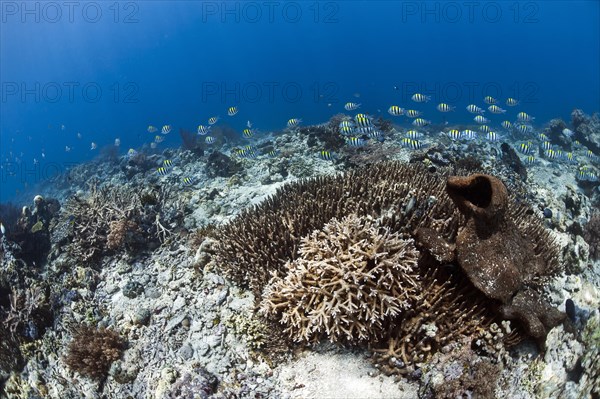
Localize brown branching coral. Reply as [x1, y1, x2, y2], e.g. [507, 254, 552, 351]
[260, 214, 420, 344]
[217, 162, 452, 294]
[216, 162, 564, 373]
[583, 213, 600, 261]
[370, 267, 512, 375]
[64, 325, 125, 380]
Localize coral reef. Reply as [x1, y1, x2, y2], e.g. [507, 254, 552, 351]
[260, 214, 420, 344]
[217, 162, 564, 373]
[583, 213, 600, 261]
[205, 151, 243, 178]
[63, 182, 164, 264]
[419, 338, 501, 398]
[578, 311, 600, 398]
[572, 109, 600, 154]
[64, 325, 125, 380]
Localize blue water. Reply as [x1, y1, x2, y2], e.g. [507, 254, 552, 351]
[1, 1, 599, 203]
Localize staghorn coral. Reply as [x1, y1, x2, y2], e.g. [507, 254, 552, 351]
[583, 213, 600, 261]
[260, 214, 420, 344]
[217, 162, 564, 372]
[64, 324, 125, 380]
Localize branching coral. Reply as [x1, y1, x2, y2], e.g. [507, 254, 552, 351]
[583, 213, 600, 261]
[64, 181, 164, 263]
[64, 325, 125, 380]
[217, 162, 564, 373]
[260, 214, 420, 344]
[217, 162, 452, 294]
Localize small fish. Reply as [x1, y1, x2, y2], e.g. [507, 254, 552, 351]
[354, 114, 372, 127]
[541, 141, 553, 151]
[90, 142, 97, 150]
[197, 125, 211, 135]
[538, 133, 548, 141]
[114, 138, 121, 147]
[181, 177, 194, 186]
[401, 138, 424, 149]
[157, 167, 168, 176]
[517, 112, 534, 122]
[243, 128, 254, 139]
[150, 142, 157, 149]
[148, 125, 158, 133]
[466, 104, 485, 114]
[564, 152, 575, 162]
[524, 155, 536, 165]
[205, 136, 216, 144]
[236, 146, 258, 159]
[501, 121, 512, 130]
[161, 125, 172, 134]
[368, 130, 385, 141]
[486, 131, 499, 142]
[287, 118, 301, 128]
[65, 146, 71, 152]
[163, 159, 173, 168]
[412, 118, 430, 127]
[461, 130, 477, 140]
[127, 148, 138, 157]
[474, 115, 489, 124]
[483, 96, 497, 104]
[77, 132, 82, 139]
[586, 149, 598, 161]
[344, 102, 361, 111]
[355, 126, 376, 135]
[405, 109, 421, 118]
[506, 98, 519, 106]
[388, 105, 405, 116]
[266, 149, 280, 157]
[247, 120, 252, 128]
[0, 222, 5, 235]
[479, 125, 491, 133]
[227, 106, 238, 116]
[345, 137, 366, 147]
[406, 130, 424, 139]
[562, 128, 574, 138]
[208, 117, 219, 125]
[411, 93, 431, 103]
[488, 105, 506, 114]
[519, 142, 534, 155]
[154, 135, 165, 143]
[446, 129, 461, 140]
[578, 169, 599, 182]
[339, 125, 354, 135]
[544, 149, 558, 160]
[339, 120, 354, 129]
[319, 150, 335, 160]
[436, 103, 455, 112]
[516, 124, 533, 135]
